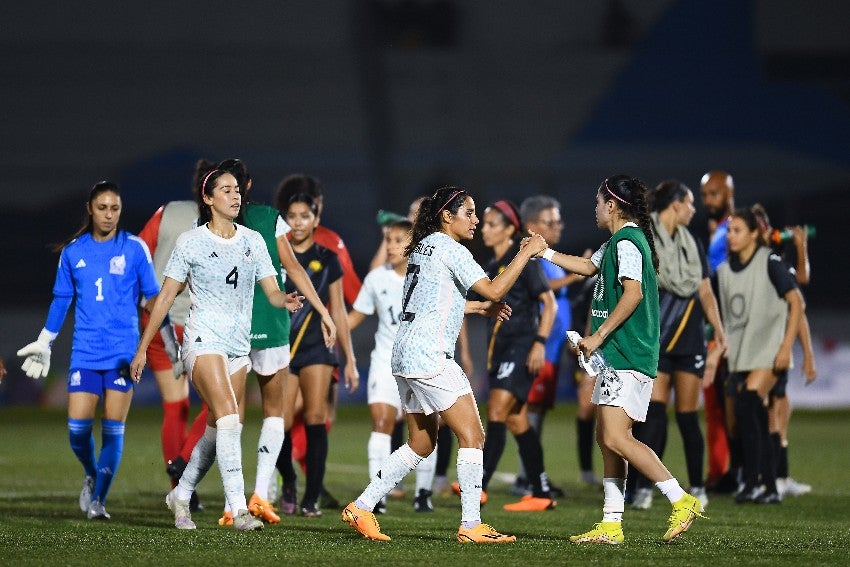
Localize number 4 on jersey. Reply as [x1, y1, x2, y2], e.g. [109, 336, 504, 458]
[226, 266, 238, 289]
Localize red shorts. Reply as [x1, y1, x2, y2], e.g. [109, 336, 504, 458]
[141, 310, 185, 372]
[527, 360, 558, 408]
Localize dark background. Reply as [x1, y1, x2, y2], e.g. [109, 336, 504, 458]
[2, 1, 849, 331]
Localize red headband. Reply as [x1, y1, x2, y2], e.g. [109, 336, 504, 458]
[433, 190, 463, 218]
[605, 179, 632, 206]
[491, 200, 521, 230]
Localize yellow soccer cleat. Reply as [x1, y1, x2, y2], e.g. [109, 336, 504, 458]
[248, 493, 281, 524]
[456, 523, 517, 543]
[663, 492, 707, 542]
[341, 502, 391, 541]
[218, 510, 233, 526]
[569, 521, 624, 545]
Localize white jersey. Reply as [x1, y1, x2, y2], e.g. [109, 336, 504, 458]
[353, 264, 405, 365]
[164, 223, 277, 357]
[391, 232, 486, 378]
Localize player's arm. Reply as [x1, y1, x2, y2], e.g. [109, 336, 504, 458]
[330, 278, 359, 393]
[527, 289, 556, 376]
[774, 287, 803, 372]
[578, 278, 641, 357]
[470, 233, 547, 301]
[791, 226, 811, 286]
[130, 277, 182, 381]
[348, 309, 369, 331]
[277, 235, 336, 347]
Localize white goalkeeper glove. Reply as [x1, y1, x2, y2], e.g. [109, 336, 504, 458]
[17, 328, 57, 379]
[159, 318, 184, 378]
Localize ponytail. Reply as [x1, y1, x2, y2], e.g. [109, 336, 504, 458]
[600, 175, 659, 273]
[405, 185, 468, 257]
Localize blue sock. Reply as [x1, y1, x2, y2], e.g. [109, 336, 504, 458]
[94, 420, 125, 504]
[68, 418, 96, 478]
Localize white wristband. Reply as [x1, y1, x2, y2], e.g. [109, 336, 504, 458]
[542, 248, 555, 261]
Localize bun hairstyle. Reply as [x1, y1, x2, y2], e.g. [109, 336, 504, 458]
[275, 174, 323, 214]
[53, 181, 122, 252]
[651, 179, 691, 213]
[599, 175, 659, 273]
[286, 192, 319, 216]
[405, 185, 469, 257]
[487, 199, 522, 234]
[750, 203, 771, 247]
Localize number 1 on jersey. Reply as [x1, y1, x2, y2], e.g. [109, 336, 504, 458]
[94, 277, 105, 301]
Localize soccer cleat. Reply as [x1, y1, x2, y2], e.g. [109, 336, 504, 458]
[451, 482, 488, 505]
[373, 498, 387, 515]
[167, 457, 203, 512]
[779, 477, 812, 497]
[570, 521, 624, 545]
[79, 476, 95, 513]
[662, 493, 707, 542]
[413, 489, 434, 512]
[689, 486, 709, 509]
[86, 499, 111, 520]
[166, 488, 196, 530]
[248, 493, 281, 523]
[233, 509, 264, 531]
[457, 523, 517, 543]
[342, 502, 391, 541]
[734, 484, 763, 504]
[503, 495, 556, 512]
[631, 487, 653, 510]
[300, 501, 322, 517]
[754, 489, 782, 504]
[218, 510, 234, 526]
[279, 481, 297, 516]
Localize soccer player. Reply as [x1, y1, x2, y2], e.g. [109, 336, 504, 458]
[341, 185, 547, 543]
[462, 199, 557, 512]
[716, 208, 803, 504]
[275, 193, 359, 518]
[130, 167, 303, 531]
[18, 181, 161, 520]
[535, 176, 705, 544]
[349, 219, 438, 513]
[629, 180, 726, 511]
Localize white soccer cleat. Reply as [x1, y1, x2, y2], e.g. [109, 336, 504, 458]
[79, 476, 95, 513]
[631, 487, 653, 510]
[166, 489, 196, 530]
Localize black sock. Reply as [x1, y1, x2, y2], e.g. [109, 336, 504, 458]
[577, 417, 595, 472]
[391, 420, 404, 452]
[778, 442, 789, 479]
[515, 428, 549, 498]
[757, 407, 775, 492]
[735, 390, 761, 487]
[276, 430, 297, 484]
[302, 424, 328, 505]
[482, 421, 507, 490]
[676, 411, 705, 488]
[436, 424, 453, 476]
[633, 401, 668, 489]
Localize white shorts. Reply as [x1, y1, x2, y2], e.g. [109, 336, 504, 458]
[185, 350, 250, 384]
[248, 344, 291, 376]
[591, 368, 653, 422]
[396, 359, 474, 416]
[368, 358, 403, 415]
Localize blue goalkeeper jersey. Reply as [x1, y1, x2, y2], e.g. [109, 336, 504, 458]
[51, 231, 160, 369]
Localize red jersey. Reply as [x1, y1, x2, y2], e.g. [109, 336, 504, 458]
[312, 225, 362, 305]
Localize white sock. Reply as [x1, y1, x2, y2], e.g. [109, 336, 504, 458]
[457, 447, 483, 527]
[367, 431, 392, 480]
[656, 477, 686, 503]
[216, 414, 247, 513]
[176, 425, 217, 501]
[355, 443, 421, 511]
[415, 444, 437, 493]
[254, 417, 285, 500]
[602, 477, 625, 523]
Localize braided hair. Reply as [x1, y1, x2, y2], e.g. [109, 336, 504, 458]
[405, 185, 469, 257]
[600, 175, 659, 273]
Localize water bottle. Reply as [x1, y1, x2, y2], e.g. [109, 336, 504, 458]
[770, 225, 816, 245]
[376, 209, 407, 227]
[566, 331, 610, 377]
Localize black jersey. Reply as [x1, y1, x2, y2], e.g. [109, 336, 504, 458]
[286, 243, 343, 353]
[659, 238, 710, 355]
[472, 242, 550, 340]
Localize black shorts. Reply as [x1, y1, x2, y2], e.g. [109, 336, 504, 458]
[289, 341, 338, 375]
[488, 337, 534, 403]
[657, 352, 707, 376]
[770, 370, 789, 398]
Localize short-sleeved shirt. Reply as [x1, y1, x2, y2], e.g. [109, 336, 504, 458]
[391, 232, 487, 378]
[541, 259, 572, 362]
[352, 264, 405, 365]
[53, 231, 160, 369]
[164, 224, 277, 357]
[285, 242, 343, 353]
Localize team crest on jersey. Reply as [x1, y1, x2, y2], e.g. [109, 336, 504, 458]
[497, 361, 515, 380]
[109, 254, 126, 275]
[308, 259, 323, 273]
[69, 371, 81, 387]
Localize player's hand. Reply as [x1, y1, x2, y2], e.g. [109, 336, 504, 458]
[17, 329, 55, 379]
[344, 362, 360, 394]
[803, 354, 817, 385]
[284, 292, 305, 313]
[791, 225, 808, 249]
[578, 333, 603, 360]
[526, 343, 545, 376]
[520, 230, 548, 257]
[130, 351, 147, 383]
[482, 301, 512, 321]
[773, 346, 792, 373]
[321, 312, 337, 348]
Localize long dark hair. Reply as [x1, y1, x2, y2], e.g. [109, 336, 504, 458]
[600, 175, 659, 273]
[53, 181, 121, 252]
[194, 161, 232, 225]
[275, 174, 323, 214]
[405, 185, 469, 257]
[650, 179, 691, 213]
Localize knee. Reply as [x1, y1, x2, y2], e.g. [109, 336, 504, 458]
[455, 428, 484, 449]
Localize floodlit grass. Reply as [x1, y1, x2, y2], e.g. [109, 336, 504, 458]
[0, 404, 848, 566]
